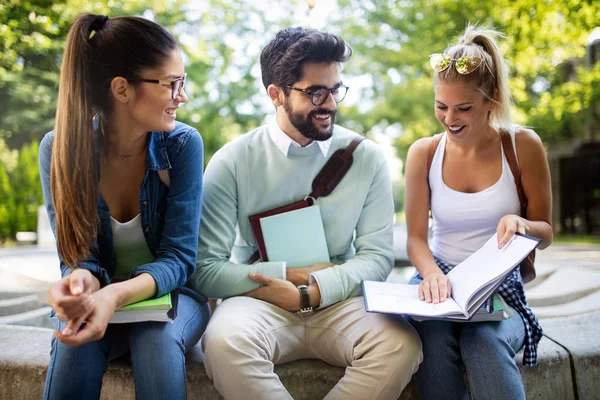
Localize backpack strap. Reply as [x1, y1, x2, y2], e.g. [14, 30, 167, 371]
[499, 129, 528, 216]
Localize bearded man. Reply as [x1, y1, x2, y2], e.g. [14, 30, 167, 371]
[188, 27, 422, 400]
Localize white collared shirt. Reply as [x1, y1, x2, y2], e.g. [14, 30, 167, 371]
[268, 117, 331, 158]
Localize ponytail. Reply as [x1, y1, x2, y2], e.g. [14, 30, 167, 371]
[51, 14, 178, 268]
[51, 14, 107, 268]
[436, 23, 513, 130]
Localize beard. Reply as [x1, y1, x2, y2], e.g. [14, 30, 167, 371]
[283, 101, 336, 141]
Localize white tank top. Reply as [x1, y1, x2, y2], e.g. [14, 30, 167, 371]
[429, 132, 521, 265]
[111, 214, 155, 282]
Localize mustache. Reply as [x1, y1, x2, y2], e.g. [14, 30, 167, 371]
[310, 109, 336, 118]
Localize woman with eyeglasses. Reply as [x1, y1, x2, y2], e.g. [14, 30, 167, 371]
[403, 24, 552, 399]
[39, 14, 209, 399]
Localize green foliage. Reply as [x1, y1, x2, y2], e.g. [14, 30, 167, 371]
[0, 162, 14, 238]
[0, 0, 597, 238]
[12, 141, 43, 233]
[0, 141, 42, 238]
[335, 0, 600, 157]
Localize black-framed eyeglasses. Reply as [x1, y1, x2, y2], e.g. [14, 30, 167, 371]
[138, 73, 187, 100]
[285, 84, 349, 106]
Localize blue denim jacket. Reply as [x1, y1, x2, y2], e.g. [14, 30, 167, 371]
[39, 122, 206, 303]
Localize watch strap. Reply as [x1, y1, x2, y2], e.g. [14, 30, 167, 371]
[297, 285, 312, 313]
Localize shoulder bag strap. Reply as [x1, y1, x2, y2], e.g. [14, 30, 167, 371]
[244, 136, 364, 265]
[309, 136, 365, 200]
[499, 130, 528, 216]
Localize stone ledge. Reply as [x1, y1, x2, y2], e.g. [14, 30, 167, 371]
[0, 322, 582, 400]
[541, 312, 600, 400]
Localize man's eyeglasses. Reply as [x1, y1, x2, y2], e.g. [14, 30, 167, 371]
[139, 73, 187, 100]
[285, 84, 349, 106]
[429, 54, 484, 75]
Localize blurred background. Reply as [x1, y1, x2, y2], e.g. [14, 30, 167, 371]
[1, 0, 599, 247]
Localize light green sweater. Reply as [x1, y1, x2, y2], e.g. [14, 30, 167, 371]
[188, 123, 394, 308]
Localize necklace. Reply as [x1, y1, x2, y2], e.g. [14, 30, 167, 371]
[112, 148, 146, 162]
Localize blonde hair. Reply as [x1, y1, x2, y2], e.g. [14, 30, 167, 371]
[435, 23, 513, 130]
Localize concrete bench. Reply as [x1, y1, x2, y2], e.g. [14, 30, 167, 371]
[2, 311, 597, 400]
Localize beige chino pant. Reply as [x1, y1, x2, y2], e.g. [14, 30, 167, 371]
[201, 296, 422, 400]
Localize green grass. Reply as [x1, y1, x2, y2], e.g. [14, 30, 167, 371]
[553, 234, 600, 245]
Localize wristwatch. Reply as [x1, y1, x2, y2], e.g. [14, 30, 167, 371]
[297, 285, 313, 314]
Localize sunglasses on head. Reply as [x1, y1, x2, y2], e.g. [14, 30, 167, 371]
[429, 54, 483, 75]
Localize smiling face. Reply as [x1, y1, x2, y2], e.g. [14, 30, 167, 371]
[434, 80, 495, 141]
[129, 49, 188, 133]
[279, 62, 341, 142]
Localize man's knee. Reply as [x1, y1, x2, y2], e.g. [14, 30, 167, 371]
[390, 319, 423, 371]
[361, 315, 423, 373]
[202, 317, 264, 360]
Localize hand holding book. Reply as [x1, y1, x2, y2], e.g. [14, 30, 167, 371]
[418, 271, 452, 304]
[362, 233, 541, 321]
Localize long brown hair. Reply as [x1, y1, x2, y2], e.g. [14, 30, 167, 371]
[51, 14, 177, 267]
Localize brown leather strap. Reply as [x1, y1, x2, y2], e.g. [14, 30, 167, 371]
[245, 136, 365, 264]
[244, 251, 261, 265]
[309, 136, 365, 199]
[499, 130, 528, 216]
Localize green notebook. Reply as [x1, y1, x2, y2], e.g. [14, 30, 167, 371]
[259, 205, 330, 268]
[109, 292, 177, 324]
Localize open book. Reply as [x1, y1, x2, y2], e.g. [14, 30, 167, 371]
[109, 292, 177, 324]
[411, 293, 512, 322]
[362, 233, 540, 321]
[258, 205, 330, 267]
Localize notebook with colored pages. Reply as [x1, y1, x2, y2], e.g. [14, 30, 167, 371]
[259, 205, 330, 267]
[109, 292, 177, 324]
[362, 233, 540, 321]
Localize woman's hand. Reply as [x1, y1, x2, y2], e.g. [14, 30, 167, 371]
[497, 214, 529, 249]
[47, 268, 99, 321]
[419, 272, 452, 304]
[54, 286, 119, 347]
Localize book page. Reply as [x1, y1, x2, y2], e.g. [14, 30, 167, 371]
[448, 233, 539, 313]
[363, 281, 464, 317]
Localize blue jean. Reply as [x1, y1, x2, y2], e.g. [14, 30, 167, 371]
[43, 293, 209, 400]
[406, 277, 526, 400]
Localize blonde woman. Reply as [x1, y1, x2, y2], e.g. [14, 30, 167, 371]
[404, 25, 552, 399]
